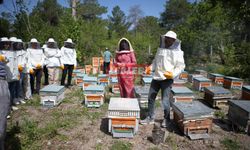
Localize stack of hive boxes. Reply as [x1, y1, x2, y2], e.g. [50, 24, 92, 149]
[204, 86, 232, 108]
[92, 57, 99, 74]
[84, 85, 105, 107]
[108, 98, 140, 138]
[40, 85, 65, 108]
[134, 86, 150, 108]
[75, 73, 86, 88]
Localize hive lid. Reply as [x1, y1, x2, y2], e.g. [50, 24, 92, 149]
[224, 76, 242, 81]
[83, 76, 97, 81]
[142, 77, 152, 83]
[73, 70, 81, 73]
[228, 100, 250, 114]
[134, 86, 150, 94]
[172, 101, 213, 119]
[174, 79, 187, 84]
[108, 97, 140, 111]
[98, 74, 108, 78]
[204, 86, 231, 95]
[40, 85, 65, 93]
[193, 77, 211, 82]
[171, 87, 193, 94]
[209, 73, 224, 77]
[243, 85, 250, 91]
[84, 85, 104, 91]
[76, 73, 86, 78]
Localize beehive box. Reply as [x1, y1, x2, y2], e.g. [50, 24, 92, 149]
[40, 85, 65, 107]
[208, 73, 224, 85]
[142, 77, 152, 86]
[98, 74, 109, 86]
[188, 74, 203, 83]
[110, 77, 120, 94]
[134, 86, 150, 108]
[170, 87, 194, 104]
[92, 66, 99, 74]
[194, 69, 207, 77]
[193, 77, 212, 91]
[85, 65, 92, 75]
[228, 100, 250, 134]
[84, 85, 105, 107]
[72, 69, 81, 78]
[109, 70, 117, 78]
[92, 57, 99, 67]
[75, 73, 86, 87]
[108, 97, 140, 138]
[179, 71, 188, 80]
[172, 101, 214, 140]
[223, 76, 243, 90]
[82, 76, 97, 90]
[242, 86, 250, 100]
[204, 86, 232, 108]
[173, 78, 187, 87]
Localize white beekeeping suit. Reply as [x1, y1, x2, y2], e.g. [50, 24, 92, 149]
[152, 33, 185, 80]
[61, 38, 77, 67]
[43, 38, 62, 84]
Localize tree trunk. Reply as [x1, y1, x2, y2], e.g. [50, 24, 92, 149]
[72, 0, 77, 21]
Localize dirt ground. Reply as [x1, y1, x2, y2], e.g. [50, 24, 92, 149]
[5, 82, 250, 150]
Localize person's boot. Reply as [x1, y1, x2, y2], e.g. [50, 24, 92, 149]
[140, 116, 155, 125]
[161, 110, 171, 128]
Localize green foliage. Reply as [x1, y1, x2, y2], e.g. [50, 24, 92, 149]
[110, 141, 132, 150]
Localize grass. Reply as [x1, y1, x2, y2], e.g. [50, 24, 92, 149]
[214, 110, 226, 119]
[110, 140, 133, 150]
[221, 137, 241, 150]
[165, 133, 178, 150]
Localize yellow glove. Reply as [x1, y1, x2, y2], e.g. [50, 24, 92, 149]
[36, 64, 42, 69]
[164, 71, 173, 79]
[18, 65, 23, 72]
[74, 65, 76, 69]
[29, 68, 34, 74]
[0, 55, 5, 62]
[60, 65, 64, 70]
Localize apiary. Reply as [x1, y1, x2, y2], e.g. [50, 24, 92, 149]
[170, 87, 194, 104]
[110, 77, 120, 94]
[194, 69, 207, 77]
[40, 85, 65, 107]
[188, 74, 203, 83]
[172, 101, 214, 140]
[207, 73, 224, 85]
[84, 85, 105, 107]
[142, 77, 152, 86]
[204, 86, 232, 108]
[108, 97, 140, 138]
[82, 76, 97, 90]
[179, 71, 188, 80]
[134, 86, 150, 108]
[98, 74, 109, 86]
[242, 86, 250, 100]
[223, 76, 243, 90]
[228, 100, 250, 135]
[193, 77, 212, 91]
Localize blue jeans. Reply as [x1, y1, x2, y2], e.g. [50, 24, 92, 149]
[148, 79, 173, 119]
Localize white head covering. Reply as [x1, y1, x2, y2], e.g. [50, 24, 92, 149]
[0, 37, 9, 42]
[65, 38, 73, 44]
[30, 38, 38, 43]
[47, 38, 55, 43]
[16, 39, 23, 43]
[9, 37, 17, 42]
[163, 31, 177, 39]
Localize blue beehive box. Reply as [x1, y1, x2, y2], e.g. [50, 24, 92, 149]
[134, 86, 150, 108]
[193, 77, 212, 91]
[98, 74, 109, 86]
[170, 87, 194, 103]
[83, 76, 97, 90]
[228, 100, 250, 134]
[172, 101, 214, 140]
[142, 77, 152, 86]
[40, 85, 65, 107]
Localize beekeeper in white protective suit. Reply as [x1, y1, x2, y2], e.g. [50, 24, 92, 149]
[140, 31, 185, 128]
[27, 38, 45, 95]
[60, 38, 77, 87]
[44, 38, 63, 84]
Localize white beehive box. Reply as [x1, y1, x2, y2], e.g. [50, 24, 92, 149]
[40, 85, 65, 107]
[84, 85, 105, 107]
[108, 97, 140, 138]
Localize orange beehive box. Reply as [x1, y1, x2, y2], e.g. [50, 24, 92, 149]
[179, 71, 188, 80]
[223, 76, 243, 90]
[92, 57, 99, 67]
[85, 65, 92, 75]
[193, 77, 212, 91]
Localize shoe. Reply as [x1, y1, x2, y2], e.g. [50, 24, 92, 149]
[15, 101, 20, 105]
[161, 119, 171, 128]
[7, 115, 11, 119]
[140, 116, 155, 125]
[12, 106, 19, 111]
[20, 100, 26, 104]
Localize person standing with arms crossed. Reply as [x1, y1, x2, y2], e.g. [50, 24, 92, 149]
[102, 47, 112, 74]
[140, 31, 185, 128]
